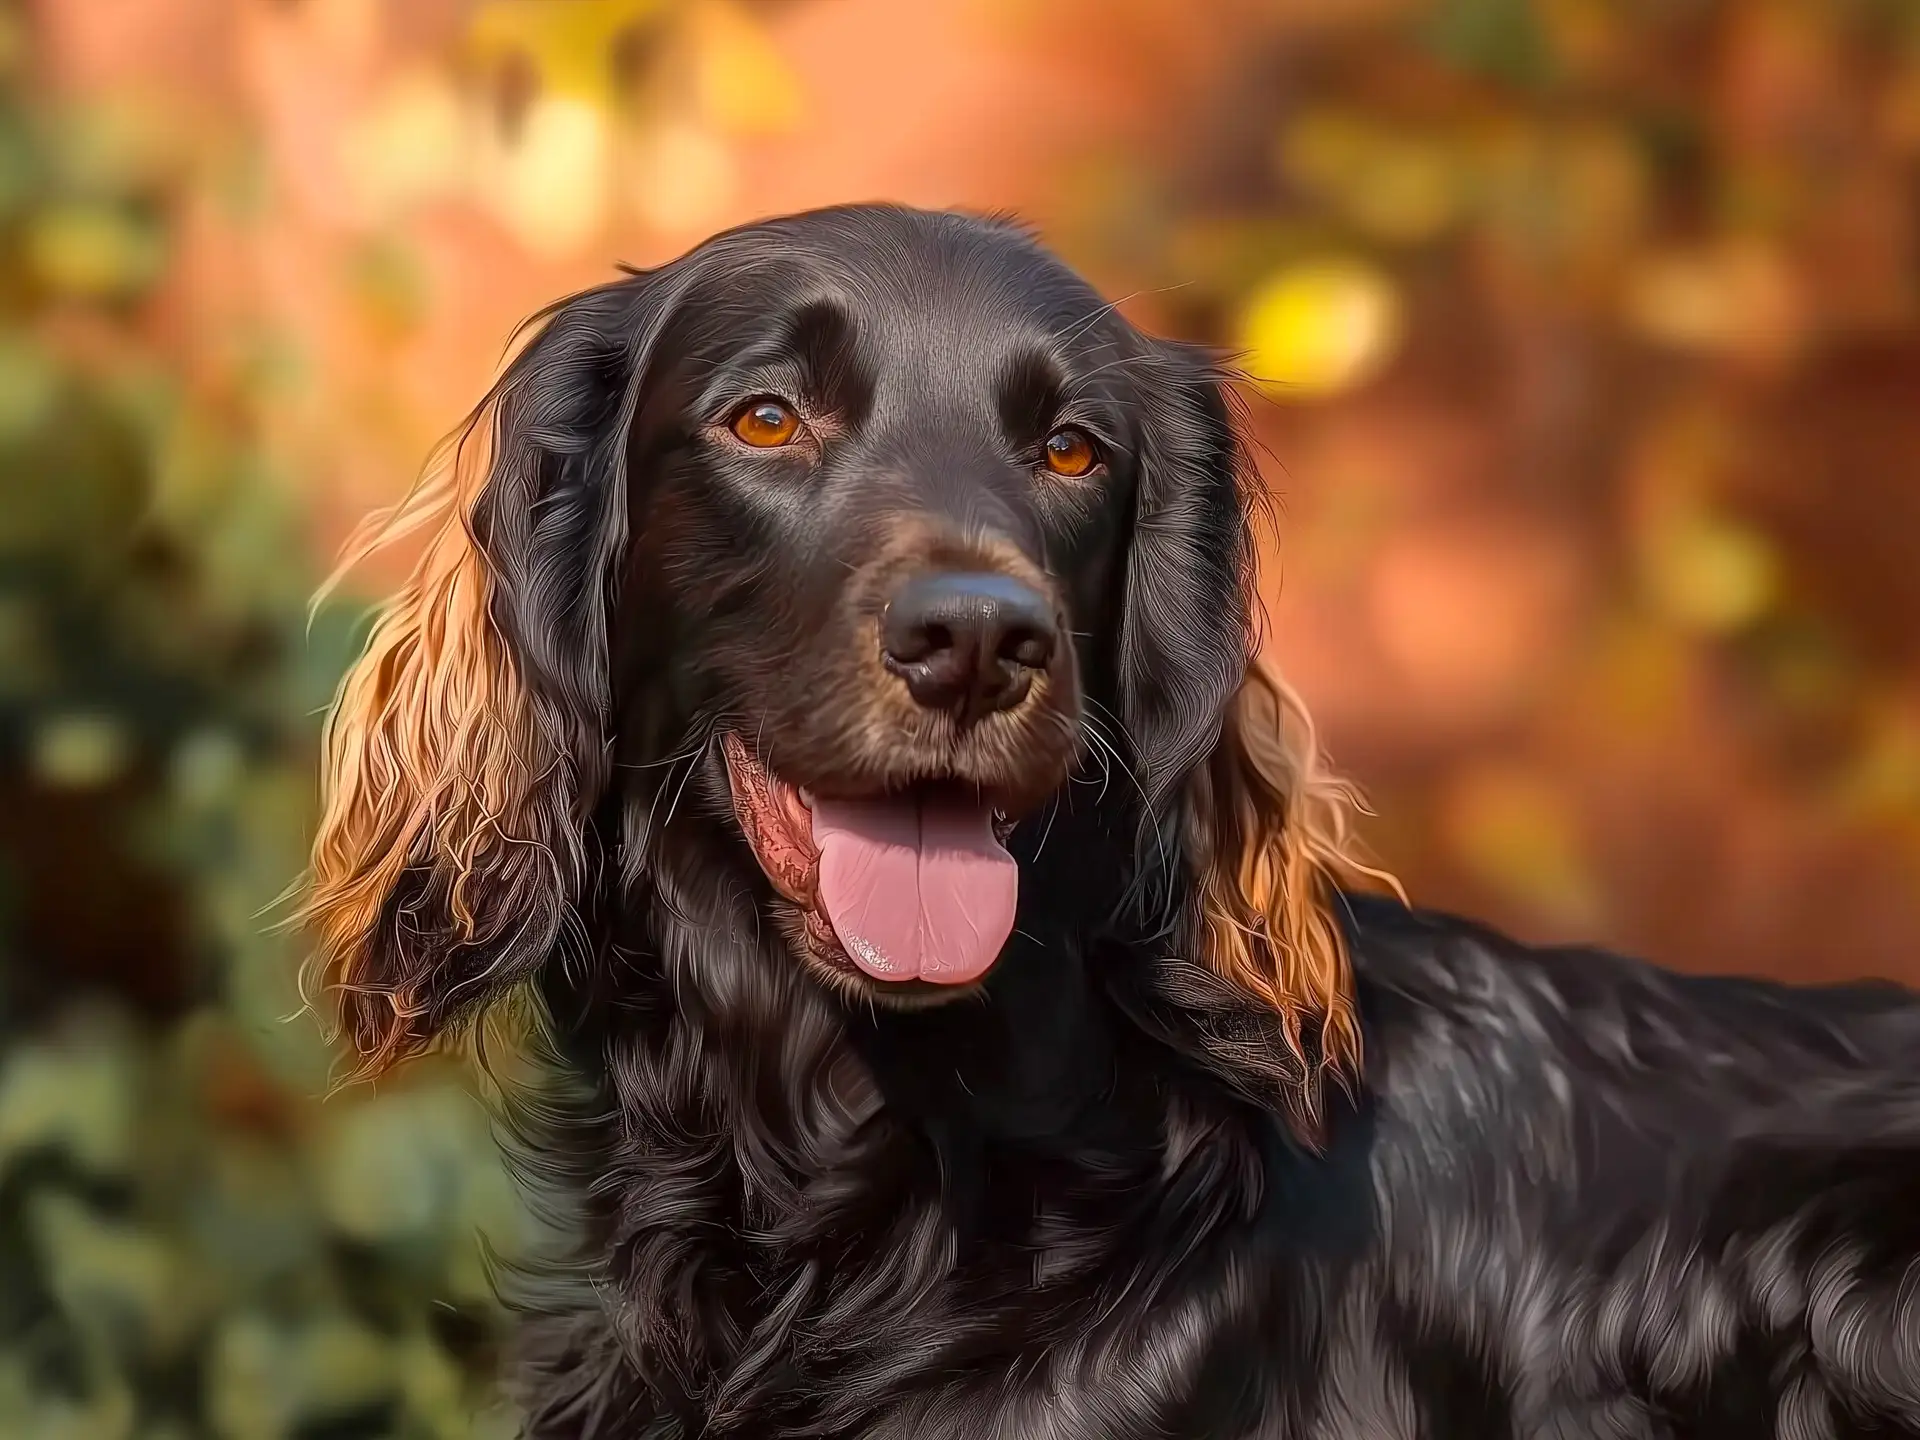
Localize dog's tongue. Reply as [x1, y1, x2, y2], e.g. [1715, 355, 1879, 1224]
[809, 795, 1016, 984]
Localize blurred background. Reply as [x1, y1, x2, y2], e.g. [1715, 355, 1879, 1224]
[2, 0, 1917, 1434]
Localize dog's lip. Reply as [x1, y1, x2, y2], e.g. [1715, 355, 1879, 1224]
[719, 733, 819, 906]
[721, 738, 1017, 863]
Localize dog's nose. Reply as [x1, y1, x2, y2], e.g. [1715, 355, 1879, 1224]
[882, 572, 1057, 724]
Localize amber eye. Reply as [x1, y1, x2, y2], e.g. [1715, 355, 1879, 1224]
[730, 398, 801, 448]
[1042, 427, 1098, 477]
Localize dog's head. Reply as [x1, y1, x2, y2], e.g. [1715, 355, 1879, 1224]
[304, 205, 1381, 1111]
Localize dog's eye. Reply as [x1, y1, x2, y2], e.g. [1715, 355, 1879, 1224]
[730, 398, 801, 448]
[1042, 427, 1099, 478]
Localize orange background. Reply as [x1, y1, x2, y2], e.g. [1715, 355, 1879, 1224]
[51, 0, 1907, 983]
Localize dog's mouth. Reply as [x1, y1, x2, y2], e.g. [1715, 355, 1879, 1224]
[720, 733, 1019, 987]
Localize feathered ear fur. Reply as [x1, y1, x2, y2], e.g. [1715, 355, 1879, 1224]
[1183, 657, 1397, 1104]
[1118, 345, 1394, 1119]
[303, 278, 663, 1079]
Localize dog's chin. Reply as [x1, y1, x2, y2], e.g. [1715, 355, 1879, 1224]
[719, 732, 1028, 1005]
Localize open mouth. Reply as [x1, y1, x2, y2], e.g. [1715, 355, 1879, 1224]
[720, 733, 1019, 987]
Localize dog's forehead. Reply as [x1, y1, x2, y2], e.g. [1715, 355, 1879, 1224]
[683, 208, 1125, 369]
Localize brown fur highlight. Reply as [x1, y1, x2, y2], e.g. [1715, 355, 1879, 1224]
[301, 401, 579, 1079]
[1189, 654, 1402, 1118]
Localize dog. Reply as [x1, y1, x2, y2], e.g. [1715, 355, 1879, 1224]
[304, 204, 1920, 1438]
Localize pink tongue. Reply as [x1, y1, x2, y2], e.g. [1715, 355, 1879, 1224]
[809, 795, 1017, 984]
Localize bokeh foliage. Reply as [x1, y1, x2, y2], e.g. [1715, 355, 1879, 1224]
[1056, 0, 1920, 955]
[0, 2, 532, 1435]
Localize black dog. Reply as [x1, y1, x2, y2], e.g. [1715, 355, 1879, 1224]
[306, 205, 1920, 1438]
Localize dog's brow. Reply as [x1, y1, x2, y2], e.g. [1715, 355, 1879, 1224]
[686, 295, 868, 419]
[995, 348, 1069, 439]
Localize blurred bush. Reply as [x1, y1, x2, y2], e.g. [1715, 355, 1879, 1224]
[0, 2, 533, 1435]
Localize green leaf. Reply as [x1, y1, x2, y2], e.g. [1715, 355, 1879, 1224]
[1419, 0, 1559, 89]
[0, 1011, 139, 1177]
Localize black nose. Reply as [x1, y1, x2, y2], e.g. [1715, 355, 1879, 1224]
[882, 571, 1058, 724]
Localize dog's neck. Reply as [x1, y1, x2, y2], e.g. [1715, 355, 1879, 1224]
[843, 934, 1137, 1148]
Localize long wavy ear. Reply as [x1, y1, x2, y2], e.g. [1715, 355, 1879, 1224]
[1118, 344, 1394, 1119]
[302, 276, 666, 1080]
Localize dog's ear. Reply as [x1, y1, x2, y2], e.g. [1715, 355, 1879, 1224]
[1118, 345, 1391, 1115]
[303, 276, 670, 1079]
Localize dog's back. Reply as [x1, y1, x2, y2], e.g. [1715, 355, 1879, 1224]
[1342, 894, 1920, 1438]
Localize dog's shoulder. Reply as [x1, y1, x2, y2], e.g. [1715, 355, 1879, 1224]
[1341, 890, 1920, 1247]
[1345, 890, 1919, 1109]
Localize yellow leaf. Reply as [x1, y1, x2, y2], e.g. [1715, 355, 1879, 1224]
[28, 204, 165, 300]
[1623, 241, 1804, 366]
[1643, 513, 1778, 635]
[32, 713, 132, 789]
[1238, 257, 1403, 399]
[1834, 703, 1920, 821]
[1340, 139, 1461, 246]
[695, 1, 804, 135]
[468, 0, 668, 101]
[475, 94, 612, 257]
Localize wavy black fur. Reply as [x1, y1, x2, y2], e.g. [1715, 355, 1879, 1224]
[346, 206, 1920, 1438]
